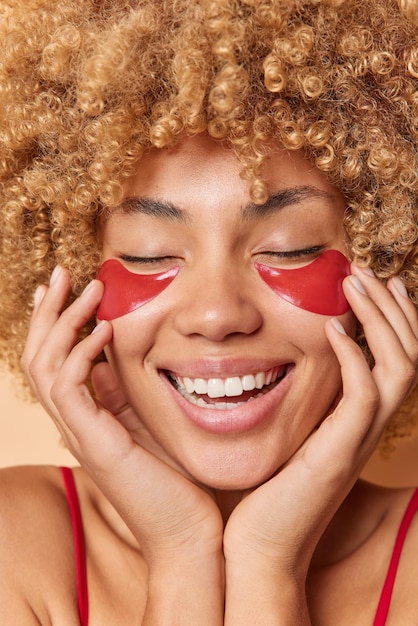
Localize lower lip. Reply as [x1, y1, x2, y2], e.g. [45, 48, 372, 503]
[162, 367, 294, 434]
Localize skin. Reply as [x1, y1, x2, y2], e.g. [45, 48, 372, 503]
[96, 248, 350, 319]
[1, 134, 417, 624]
[98, 135, 355, 493]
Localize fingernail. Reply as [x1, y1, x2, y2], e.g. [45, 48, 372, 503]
[349, 275, 367, 295]
[392, 275, 409, 297]
[33, 285, 45, 308]
[80, 280, 96, 297]
[49, 265, 62, 286]
[360, 265, 375, 277]
[331, 318, 347, 334]
[91, 320, 106, 334]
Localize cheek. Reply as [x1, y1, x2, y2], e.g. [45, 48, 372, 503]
[97, 259, 179, 321]
[104, 298, 167, 363]
[255, 249, 351, 316]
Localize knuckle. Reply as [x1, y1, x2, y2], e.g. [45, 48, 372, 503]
[20, 353, 47, 398]
[20, 343, 38, 375]
[26, 356, 42, 384]
[358, 384, 380, 413]
[50, 377, 66, 406]
[26, 359, 39, 382]
[25, 356, 51, 394]
[397, 360, 417, 386]
[409, 341, 418, 368]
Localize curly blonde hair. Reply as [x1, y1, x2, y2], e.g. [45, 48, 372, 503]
[0, 0, 417, 446]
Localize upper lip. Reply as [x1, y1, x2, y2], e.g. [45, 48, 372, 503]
[159, 358, 293, 380]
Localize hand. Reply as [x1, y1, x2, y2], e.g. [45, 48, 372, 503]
[223, 266, 418, 621]
[22, 266, 225, 623]
[21, 266, 223, 565]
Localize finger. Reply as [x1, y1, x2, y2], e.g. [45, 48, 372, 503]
[386, 276, 418, 392]
[350, 265, 418, 363]
[26, 279, 104, 396]
[91, 360, 131, 417]
[50, 320, 113, 419]
[32, 283, 48, 313]
[387, 275, 418, 340]
[21, 266, 72, 372]
[344, 271, 418, 401]
[49, 323, 178, 494]
[321, 318, 380, 452]
[49, 320, 120, 449]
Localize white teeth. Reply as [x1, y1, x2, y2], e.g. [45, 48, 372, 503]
[255, 372, 266, 389]
[225, 377, 243, 397]
[242, 374, 256, 391]
[183, 377, 195, 394]
[172, 367, 287, 401]
[194, 378, 207, 394]
[186, 391, 265, 410]
[207, 379, 224, 398]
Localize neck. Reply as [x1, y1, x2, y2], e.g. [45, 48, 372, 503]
[214, 489, 246, 525]
[309, 480, 389, 569]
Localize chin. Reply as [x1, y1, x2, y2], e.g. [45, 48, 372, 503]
[185, 454, 281, 492]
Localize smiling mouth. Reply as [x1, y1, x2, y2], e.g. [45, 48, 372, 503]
[166, 366, 290, 410]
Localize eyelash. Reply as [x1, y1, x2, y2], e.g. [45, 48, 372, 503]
[260, 245, 324, 259]
[119, 255, 175, 264]
[119, 245, 325, 265]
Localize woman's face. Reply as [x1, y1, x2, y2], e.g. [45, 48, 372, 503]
[100, 134, 356, 490]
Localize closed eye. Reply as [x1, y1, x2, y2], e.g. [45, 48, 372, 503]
[116, 254, 181, 274]
[119, 254, 177, 264]
[255, 245, 326, 270]
[259, 245, 325, 260]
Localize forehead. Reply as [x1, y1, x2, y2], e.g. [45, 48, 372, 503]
[121, 133, 345, 212]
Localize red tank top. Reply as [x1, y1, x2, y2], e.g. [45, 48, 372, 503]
[373, 487, 418, 624]
[61, 467, 418, 625]
[61, 467, 89, 626]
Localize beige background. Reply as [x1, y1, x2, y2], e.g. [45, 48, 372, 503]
[0, 370, 76, 468]
[1, 369, 418, 486]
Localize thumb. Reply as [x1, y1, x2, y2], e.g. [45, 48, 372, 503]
[91, 361, 131, 418]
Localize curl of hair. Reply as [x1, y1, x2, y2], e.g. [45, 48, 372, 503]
[1, 0, 418, 449]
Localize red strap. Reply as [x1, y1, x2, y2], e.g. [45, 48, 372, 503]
[61, 467, 89, 626]
[374, 488, 418, 625]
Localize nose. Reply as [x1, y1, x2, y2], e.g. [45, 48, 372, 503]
[172, 264, 263, 342]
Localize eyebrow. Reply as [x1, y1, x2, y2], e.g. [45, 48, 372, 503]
[119, 197, 191, 223]
[117, 185, 337, 222]
[242, 186, 337, 220]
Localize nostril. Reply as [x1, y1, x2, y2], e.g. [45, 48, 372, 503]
[172, 293, 263, 341]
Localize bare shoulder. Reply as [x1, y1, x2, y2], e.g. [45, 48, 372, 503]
[355, 482, 418, 622]
[0, 465, 72, 544]
[383, 483, 418, 621]
[308, 481, 418, 624]
[0, 465, 80, 624]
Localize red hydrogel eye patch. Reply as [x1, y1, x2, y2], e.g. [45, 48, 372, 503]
[255, 249, 351, 315]
[97, 259, 179, 320]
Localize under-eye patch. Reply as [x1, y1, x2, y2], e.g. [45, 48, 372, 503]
[96, 259, 179, 320]
[97, 249, 350, 321]
[255, 249, 351, 315]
